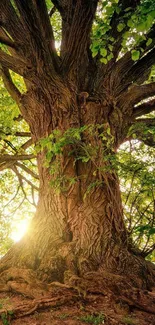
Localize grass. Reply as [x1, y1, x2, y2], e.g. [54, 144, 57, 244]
[78, 313, 105, 324]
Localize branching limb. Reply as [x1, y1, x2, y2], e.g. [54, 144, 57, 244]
[119, 82, 155, 109]
[14, 0, 58, 71]
[0, 0, 25, 43]
[59, 0, 99, 71]
[0, 154, 36, 163]
[33, 0, 58, 58]
[0, 31, 16, 49]
[132, 118, 155, 126]
[132, 98, 155, 118]
[2, 131, 31, 137]
[0, 48, 26, 76]
[141, 244, 155, 258]
[111, 25, 155, 95]
[3, 186, 20, 208]
[0, 67, 22, 106]
[20, 139, 33, 151]
[0, 161, 15, 172]
[16, 162, 39, 180]
[125, 47, 155, 85]
[15, 132, 31, 137]
[11, 165, 27, 199]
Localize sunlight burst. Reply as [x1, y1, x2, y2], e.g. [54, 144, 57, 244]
[11, 219, 29, 242]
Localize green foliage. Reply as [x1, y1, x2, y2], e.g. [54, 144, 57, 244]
[118, 140, 155, 260]
[0, 74, 37, 256]
[58, 313, 69, 320]
[1, 311, 14, 325]
[90, 0, 155, 63]
[78, 313, 105, 325]
[37, 124, 115, 192]
[0, 298, 13, 325]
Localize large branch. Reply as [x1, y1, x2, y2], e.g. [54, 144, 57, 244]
[0, 49, 26, 75]
[119, 82, 155, 111]
[0, 67, 22, 106]
[111, 25, 155, 96]
[0, 0, 24, 43]
[0, 32, 16, 49]
[14, 0, 58, 71]
[59, 0, 98, 71]
[33, 0, 58, 58]
[132, 98, 155, 118]
[125, 47, 155, 85]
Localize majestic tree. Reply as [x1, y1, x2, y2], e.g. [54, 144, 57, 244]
[0, 0, 155, 315]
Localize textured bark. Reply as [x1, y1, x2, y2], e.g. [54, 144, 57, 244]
[1, 87, 155, 289]
[0, 0, 155, 302]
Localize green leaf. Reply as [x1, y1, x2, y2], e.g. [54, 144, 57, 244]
[131, 50, 140, 61]
[100, 48, 107, 57]
[92, 49, 99, 58]
[107, 53, 114, 61]
[117, 23, 125, 32]
[100, 57, 108, 64]
[146, 38, 152, 47]
[148, 228, 155, 235]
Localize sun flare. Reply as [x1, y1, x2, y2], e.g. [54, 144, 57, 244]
[11, 219, 29, 242]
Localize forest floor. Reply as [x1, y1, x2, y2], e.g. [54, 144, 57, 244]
[0, 286, 155, 325]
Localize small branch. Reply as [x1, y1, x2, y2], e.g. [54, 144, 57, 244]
[48, 6, 56, 17]
[2, 131, 31, 137]
[14, 115, 23, 122]
[0, 154, 36, 163]
[0, 161, 15, 171]
[20, 138, 33, 151]
[17, 173, 39, 191]
[16, 162, 39, 180]
[3, 139, 17, 153]
[3, 186, 20, 208]
[141, 244, 155, 258]
[15, 132, 31, 137]
[11, 165, 27, 199]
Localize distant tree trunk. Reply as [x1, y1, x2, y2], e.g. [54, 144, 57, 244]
[1, 85, 154, 288]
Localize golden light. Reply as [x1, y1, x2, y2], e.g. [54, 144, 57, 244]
[11, 219, 30, 242]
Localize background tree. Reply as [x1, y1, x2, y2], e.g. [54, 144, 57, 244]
[0, 0, 155, 314]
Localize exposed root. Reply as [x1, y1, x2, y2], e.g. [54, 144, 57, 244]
[0, 293, 79, 319]
[0, 267, 49, 298]
[0, 267, 155, 324]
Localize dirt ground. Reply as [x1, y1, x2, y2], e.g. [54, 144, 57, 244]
[0, 287, 155, 325]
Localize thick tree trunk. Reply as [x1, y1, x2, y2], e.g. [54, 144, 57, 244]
[0, 86, 155, 290]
